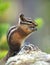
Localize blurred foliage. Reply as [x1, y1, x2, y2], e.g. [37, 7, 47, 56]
[35, 18, 43, 29]
[0, 23, 10, 59]
[0, 1, 10, 15]
[0, 50, 8, 59]
[0, 23, 10, 50]
[0, 0, 11, 59]
[0, 23, 10, 37]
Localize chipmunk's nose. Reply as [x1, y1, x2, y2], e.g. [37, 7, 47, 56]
[32, 21, 38, 26]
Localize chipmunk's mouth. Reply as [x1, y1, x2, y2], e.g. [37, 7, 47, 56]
[29, 26, 37, 31]
[30, 28, 37, 31]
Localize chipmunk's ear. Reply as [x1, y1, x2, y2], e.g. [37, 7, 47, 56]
[17, 13, 24, 26]
[20, 14, 24, 18]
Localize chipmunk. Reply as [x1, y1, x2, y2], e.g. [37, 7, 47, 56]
[1, 14, 38, 63]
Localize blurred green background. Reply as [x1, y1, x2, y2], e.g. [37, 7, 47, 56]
[0, 0, 50, 59]
[0, 0, 10, 59]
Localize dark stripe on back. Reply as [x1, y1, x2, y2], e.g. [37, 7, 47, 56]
[7, 26, 17, 40]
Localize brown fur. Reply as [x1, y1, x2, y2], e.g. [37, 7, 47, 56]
[0, 19, 37, 65]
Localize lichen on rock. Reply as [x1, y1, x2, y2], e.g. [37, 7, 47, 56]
[6, 44, 50, 65]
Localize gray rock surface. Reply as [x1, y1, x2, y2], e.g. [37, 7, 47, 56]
[6, 44, 50, 65]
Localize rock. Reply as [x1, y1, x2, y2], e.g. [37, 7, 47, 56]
[6, 44, 50, 65]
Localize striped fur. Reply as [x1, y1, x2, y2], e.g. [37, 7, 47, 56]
[1, 20, 37, 63]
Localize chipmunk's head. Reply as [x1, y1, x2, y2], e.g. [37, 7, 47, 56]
[20, 20, 38, 35]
